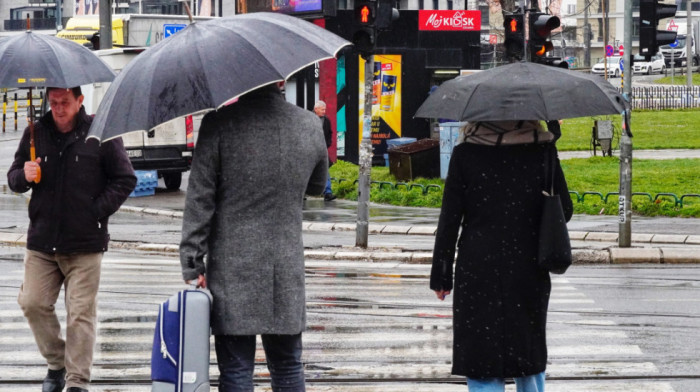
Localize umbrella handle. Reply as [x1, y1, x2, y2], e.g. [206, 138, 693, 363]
[30, 145, 41, 184]
[28, 94, 41, 184]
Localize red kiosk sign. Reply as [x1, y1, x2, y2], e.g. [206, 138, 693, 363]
[418, 10, 481, 31]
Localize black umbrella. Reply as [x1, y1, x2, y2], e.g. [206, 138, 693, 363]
[88, 12, 351, 142]
[415, 61, 629, 122]
[0, 27, 116, 183]
[0, 30, 116, 88]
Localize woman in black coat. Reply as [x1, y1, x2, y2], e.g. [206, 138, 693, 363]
[431, 121, 573, 392]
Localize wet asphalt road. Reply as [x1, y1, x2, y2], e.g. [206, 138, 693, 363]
[0, 249, 699, 391]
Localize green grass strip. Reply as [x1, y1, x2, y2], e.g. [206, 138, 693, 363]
[330, 158, 700, 217]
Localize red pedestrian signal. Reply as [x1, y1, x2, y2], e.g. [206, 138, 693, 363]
[360, 5, 370, 23]
[503, 12, 525, 60]
[355, 2, 376, 26]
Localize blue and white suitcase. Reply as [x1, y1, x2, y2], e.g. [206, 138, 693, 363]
[151, 288, 212, 392]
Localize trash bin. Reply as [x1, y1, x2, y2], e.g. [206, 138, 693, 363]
[388, 139, 440, 181]
[439, 122, 466, 179]
[385, 137, 417, 167]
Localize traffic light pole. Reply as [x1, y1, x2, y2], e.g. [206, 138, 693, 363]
[619, 0, 634, 247]
[99, 0, 112, 50]
[356, 54, 374, 248]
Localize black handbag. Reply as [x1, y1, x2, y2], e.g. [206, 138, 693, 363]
[537, 145, 572, 274]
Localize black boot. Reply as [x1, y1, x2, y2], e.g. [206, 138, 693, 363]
[66, 388, 88, 392]
[41, 368, 66, 392]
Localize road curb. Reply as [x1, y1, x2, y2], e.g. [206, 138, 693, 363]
[116, 206, 699, 245]
[3, 232, 698, 265]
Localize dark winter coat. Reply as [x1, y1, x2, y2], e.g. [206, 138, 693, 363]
[430, 142, 573, 378]
[7, 108, 136, 254]
[180, 85, 328, 336]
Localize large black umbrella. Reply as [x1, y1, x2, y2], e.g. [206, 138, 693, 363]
[0, 30, 116, 88]
[0, 28, 116, 184]
[88, 12, 351, 142]
[415, 61, 629, 122]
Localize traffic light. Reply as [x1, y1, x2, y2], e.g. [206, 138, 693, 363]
[529, 12, 560, 62]
[503, 12, 525, 60]
[376, 0, 399, 30]
[353, 1, 377, 57]
[639, 0, 677, 59]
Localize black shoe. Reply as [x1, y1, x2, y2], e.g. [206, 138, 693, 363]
[42, 368, 66, 392]
[66, 388, 88, 392]
[324, 193, 337, 201]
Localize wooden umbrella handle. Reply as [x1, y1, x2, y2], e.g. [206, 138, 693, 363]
[28, 93, 41, 184]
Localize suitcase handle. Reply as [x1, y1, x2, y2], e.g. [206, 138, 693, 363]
[159, 302, 178, 366]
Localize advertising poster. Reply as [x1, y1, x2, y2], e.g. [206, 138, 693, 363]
[75, 0, 99, 15]
[358, 54, 402, 157]
[237, 0, 323, 14]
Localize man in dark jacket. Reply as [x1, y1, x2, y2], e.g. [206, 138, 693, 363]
[7, 87, 136, 392]
[313, 100, 337, 201]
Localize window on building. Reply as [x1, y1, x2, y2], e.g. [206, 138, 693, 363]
[432, 0, 439, 9]
[448, 0, 453, 9]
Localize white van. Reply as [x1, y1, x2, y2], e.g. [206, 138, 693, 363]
[80, 48, 199, 190]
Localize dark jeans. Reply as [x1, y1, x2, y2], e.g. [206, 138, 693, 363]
[214, 333, 305, 392]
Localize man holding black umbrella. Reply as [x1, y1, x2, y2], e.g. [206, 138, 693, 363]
[7, 87, 136, 392]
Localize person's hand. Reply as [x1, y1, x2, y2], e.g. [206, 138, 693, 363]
[24, 158, 41, 183]
[186, 274, 207, 289]
[434, 290, 451, 301]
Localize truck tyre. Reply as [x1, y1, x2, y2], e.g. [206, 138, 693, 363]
[614, 69, 620, 78]
[163, 172, 182, 190]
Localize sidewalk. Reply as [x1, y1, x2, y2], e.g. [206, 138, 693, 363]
[1, 198, 698, 265]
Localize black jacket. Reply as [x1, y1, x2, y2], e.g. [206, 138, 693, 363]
[7, 107, 136, 254]
[431, 142, 573, 378]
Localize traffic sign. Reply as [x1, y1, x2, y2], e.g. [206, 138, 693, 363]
[670, 40, 679, 48]
[489, 34, 498, 45]
[605, 45, 614, 57]
[619, 59, 624, 72]
[164, 24, 187, 38]
[619, 45, 624, 56]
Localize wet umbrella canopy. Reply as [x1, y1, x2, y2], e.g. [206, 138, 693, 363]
[88, 12, 351, 142]
[0, 29, 115, 183]
[414, 61, 629, 122]
[0, 30, 115, 88]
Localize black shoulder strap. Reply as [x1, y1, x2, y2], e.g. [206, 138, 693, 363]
[544, 144, 556, 195]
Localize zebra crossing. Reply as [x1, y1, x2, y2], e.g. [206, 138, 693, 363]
[0, 250, 676, 391]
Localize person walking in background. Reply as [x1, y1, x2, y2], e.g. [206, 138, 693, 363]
[430, 120, 573, 392]
[180, 84, 328, 392]
[313, 100, 337, 201]
[7, 86, 136, 392]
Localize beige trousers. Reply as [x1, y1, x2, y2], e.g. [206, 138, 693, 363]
[17, 250, 102, 390]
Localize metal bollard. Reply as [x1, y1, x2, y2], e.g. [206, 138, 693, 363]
[14, 93, 18, 131]
[2, 93, 6, 133]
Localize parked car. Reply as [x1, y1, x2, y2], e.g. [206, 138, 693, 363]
[632, 54, 666, 75]
[591, 56, 622, 78]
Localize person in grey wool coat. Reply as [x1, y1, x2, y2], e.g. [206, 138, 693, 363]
[180, 83, 328, 392]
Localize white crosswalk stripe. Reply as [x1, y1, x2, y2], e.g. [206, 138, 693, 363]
[0, 253, 676, 391]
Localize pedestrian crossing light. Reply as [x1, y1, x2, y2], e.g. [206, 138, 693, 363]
[529, 12, 560, 62]
[355, 1, 376, 26]
[639, 0, 677, 60]
[353, 1, 377, 58]
[503, 12, 525, 60]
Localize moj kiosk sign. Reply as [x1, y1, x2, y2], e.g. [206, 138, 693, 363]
[418, 10, 481, 31]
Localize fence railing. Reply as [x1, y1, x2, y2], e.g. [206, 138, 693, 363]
[620, 86, 700, 110]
